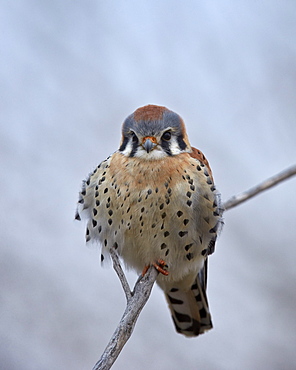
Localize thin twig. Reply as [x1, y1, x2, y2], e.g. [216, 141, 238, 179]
[223, 164, 296, 210]
[92, 257, 158, 370]
[109, 248, 132, 301]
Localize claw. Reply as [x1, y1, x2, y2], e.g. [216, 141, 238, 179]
[142, 265, 150, 276]
[153, 259, 169, 276]
[142, 259, 169, 276]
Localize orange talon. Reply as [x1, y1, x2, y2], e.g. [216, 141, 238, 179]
[142, 259, 169, 276]
[142, 265, 150, 276]
[153, 259, 169, 276]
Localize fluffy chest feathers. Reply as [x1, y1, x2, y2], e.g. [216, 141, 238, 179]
[78, 151, 221, 286]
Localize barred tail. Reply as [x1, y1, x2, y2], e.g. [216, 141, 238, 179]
[165, 274, 212, 337]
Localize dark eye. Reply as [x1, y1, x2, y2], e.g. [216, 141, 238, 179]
[131, 132, 138, 143]
[162, 131, 171, 141]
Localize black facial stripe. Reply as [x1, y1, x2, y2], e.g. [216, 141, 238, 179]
[119, 136, 129, 152]
[177, 134, 187, 150]
[161, 139, 172, 156]
[129, 138, 139, 157]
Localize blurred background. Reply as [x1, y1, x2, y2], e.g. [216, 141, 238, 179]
[1, 1, 296, 369]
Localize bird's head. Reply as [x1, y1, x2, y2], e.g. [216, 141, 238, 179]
[119, 105, 192, 160]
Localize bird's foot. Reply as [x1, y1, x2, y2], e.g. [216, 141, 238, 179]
[142, 259, 169, 276]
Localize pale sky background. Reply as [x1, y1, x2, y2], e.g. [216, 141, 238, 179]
[1, 1, 296, 369]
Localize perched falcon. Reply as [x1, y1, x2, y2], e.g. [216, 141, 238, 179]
[76, 105, 223, 336]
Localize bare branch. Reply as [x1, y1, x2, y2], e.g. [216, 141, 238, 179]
[223, 164, 296, 210]
[92, 164, 296, 370]
[92, 258, 158, 370]
[109, 248, 132, 301]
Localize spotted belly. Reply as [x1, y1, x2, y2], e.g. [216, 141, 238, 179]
[80, 152, 221, 285]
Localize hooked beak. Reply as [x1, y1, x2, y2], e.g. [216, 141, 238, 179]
[142, 136, 157, 153]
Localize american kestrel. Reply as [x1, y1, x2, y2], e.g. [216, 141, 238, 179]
[76, 105, 223, 337]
